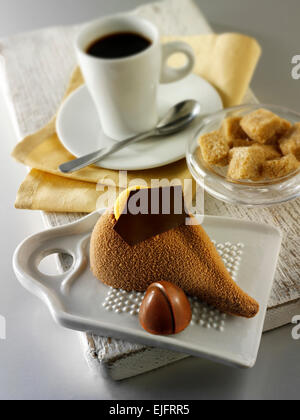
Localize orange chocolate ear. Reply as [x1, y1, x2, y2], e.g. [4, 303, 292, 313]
[113, 186, 190, 245]
[114, 186, 147, 221]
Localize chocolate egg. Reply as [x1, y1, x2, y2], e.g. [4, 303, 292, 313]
[139, 281, 192, 335]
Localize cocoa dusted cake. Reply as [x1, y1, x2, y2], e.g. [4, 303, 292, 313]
[90, 186, 259, 319]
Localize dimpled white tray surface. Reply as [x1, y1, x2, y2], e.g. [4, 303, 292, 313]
[13, 210, 282, 368]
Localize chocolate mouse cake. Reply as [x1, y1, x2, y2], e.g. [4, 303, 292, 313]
[90, 186, 259, 318]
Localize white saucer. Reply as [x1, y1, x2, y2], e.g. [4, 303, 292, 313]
[56, 74, 223, 171]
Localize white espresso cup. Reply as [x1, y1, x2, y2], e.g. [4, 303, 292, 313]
[76, 15, 195, 140]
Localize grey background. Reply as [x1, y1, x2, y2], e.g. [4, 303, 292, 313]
[1, 0, 300, 400]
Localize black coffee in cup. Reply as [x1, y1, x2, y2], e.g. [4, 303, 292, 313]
[86, 32, 152, 59]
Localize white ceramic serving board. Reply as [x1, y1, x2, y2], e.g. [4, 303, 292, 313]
[13, 210, 281, 368]
[56, 74, 223, 170]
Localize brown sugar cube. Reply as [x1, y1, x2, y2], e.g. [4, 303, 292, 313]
[250, 144, 282, 160]
[198, 130, 229, 166]
[279, 123, 300, 160]
[265, 119, 293, 145]
[227, 146, 265, 181]
[221, 116, 248, 147]
[231, 138, 256, 148]
[278, 118, 292, 137]
[240, 108, 291, 144]
[262, 154, 300, 179]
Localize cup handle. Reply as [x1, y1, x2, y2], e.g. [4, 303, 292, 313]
[160, 41, 195, 84]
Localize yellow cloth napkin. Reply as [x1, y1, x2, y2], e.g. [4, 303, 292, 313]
[12, 33, 261, 213]
[166, 33, 261, 108]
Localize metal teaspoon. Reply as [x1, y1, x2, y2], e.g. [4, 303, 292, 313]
[59, 99, 201, 174]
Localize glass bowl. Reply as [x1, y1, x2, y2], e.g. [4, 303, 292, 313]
[186, 104, 300, 207]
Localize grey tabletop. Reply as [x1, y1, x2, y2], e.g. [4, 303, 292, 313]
[1, 0, 300, 400]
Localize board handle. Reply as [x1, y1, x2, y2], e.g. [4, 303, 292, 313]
[13, 224, 91, 296]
